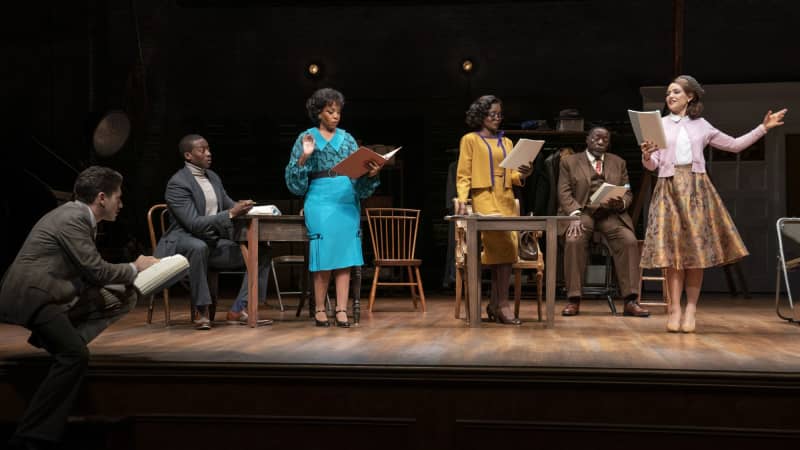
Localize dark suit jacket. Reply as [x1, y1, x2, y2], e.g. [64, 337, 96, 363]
[557, 151, 634, 232]
[0, 202, 136, 325]
[155, 166, 236, 257]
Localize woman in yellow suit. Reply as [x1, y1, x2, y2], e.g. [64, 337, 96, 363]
[455, 95, 532, 324]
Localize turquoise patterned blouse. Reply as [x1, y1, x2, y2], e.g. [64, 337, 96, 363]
[285, 127, 380, 199]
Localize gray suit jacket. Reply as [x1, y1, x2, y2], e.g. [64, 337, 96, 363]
[0, 201, 136, 325]
[155, 166, 236, 257]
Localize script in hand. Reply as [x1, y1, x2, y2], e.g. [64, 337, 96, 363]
[628, 110, 667, 149]
[589, 182, 629, 207]
[499, 138, 544, 169]
[331, 146, 402, 178]
[132, 254, 190, 296]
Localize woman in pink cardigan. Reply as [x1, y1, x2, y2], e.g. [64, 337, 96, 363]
[640, 75, 787, 333]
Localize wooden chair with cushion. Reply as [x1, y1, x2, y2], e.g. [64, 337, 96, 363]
[365, 208, 426, 312]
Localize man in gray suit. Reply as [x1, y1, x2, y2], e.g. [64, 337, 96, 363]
[155, 134, 271, 330]
[0, 166, 158, 449]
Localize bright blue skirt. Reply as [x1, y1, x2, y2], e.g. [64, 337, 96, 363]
[304, 176, 364, 272]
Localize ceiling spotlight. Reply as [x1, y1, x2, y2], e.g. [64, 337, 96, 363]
[461, 59, 474, 73]
[307, 63, 321, 76]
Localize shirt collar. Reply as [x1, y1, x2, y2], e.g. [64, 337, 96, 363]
[75, 200, 97, 228]
[585, 150, 604, 163]
[185, 161, 206, 176]
[668, 113, 686, 123]
[309, 127, 345, 152]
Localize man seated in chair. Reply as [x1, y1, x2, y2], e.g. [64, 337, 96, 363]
[155, 134, 272, 330]
[557, 126, 649, 317]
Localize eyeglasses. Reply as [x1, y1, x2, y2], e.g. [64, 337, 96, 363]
[487, 112, 503, 119]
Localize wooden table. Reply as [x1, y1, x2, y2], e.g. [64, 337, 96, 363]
[458, 215, 578, 328]
[233, 214, 363, 328]
[233, 214, 309, 328]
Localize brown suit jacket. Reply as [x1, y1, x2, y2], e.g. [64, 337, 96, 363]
[0, 201, 136, 326]
[557, 151, 634, 232]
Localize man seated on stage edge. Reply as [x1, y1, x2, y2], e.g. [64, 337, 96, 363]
[0, 166, 159, 449]
[155, 134, 272, 330]
[557, 126, 649, 318]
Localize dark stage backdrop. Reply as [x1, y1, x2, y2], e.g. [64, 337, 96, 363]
[2, 0, 798, 287]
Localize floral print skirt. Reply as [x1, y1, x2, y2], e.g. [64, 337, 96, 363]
[640, 165, 748, 269]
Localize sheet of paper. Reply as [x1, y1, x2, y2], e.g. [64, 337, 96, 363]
[381, 146, 402, 161]
[589, 182, 629, 207]
[499, 139, 544, 169]
[628, 110, 667, 149]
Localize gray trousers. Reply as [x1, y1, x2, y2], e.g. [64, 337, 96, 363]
[15, 286, 137, 444]
[176, 236, 271, 311]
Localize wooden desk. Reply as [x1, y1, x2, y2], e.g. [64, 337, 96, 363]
[233, 214, 363, 328]
[233, 215, 308, 328]
[457, 215, 578, 328]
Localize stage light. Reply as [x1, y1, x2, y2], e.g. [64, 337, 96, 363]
[461, 59, 474, 74]
[307, 63, 321, 76]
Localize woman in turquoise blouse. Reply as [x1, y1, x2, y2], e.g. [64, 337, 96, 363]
[285, 88, 381, 328]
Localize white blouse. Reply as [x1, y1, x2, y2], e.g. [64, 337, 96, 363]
[669, 113, 693, 165]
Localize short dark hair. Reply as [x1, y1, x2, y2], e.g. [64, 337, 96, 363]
[306, 88, 345, 124]
[73, 166, 123, 204]
[672, 75, 705, 119]
[465, 95, 501, 130]
[178, 134, 205, 158]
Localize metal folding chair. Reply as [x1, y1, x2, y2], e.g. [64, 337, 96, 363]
[775, 217, 800, 323]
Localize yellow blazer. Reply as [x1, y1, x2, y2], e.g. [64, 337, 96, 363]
[456, 132, 522, 202]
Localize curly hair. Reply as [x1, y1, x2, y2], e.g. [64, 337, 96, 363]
[672, 75, 705, 119]
[465, 95, 502, 130]
[306, 88, 345, 124]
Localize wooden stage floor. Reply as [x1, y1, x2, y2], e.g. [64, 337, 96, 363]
[2, 292, 799, 374]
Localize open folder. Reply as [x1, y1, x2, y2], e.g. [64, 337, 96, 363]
[331, 146, 402, 178]
[628, 110, 667, 149]
[499, 138, 544, 170]
[589, 182, 629, 207]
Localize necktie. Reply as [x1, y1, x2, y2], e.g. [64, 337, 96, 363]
[594, 159, 602, 175]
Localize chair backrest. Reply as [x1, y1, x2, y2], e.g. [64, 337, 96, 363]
[777, 217, 800, 262]
[146, 203, 170, 255]
[366, 208, 421, 261]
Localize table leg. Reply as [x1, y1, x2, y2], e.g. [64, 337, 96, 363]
[466, 219, 481, 328]
[247, 217, 259, 327]
[352, 265, 361, 325]
[545, 218, 558, 328]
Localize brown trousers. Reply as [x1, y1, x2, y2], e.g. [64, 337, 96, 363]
[563, 213, 640, 299]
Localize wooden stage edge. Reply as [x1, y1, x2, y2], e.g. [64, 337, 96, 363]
[2, 294, 800, 449]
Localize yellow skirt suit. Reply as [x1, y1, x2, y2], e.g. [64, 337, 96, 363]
[456, 132, 525, 265]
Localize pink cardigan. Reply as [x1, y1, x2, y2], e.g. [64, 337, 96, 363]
[642, 116, 767, 177]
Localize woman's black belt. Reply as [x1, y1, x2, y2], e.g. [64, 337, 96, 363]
[309, 169, 342, 180]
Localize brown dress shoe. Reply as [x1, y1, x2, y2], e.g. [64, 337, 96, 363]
[623, 301, 650, 317]
[561, 302, 580, 316]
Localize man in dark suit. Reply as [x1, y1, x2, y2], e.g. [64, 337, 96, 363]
[558, 127, 648, 317]
[0, 166, 158, 449]
[155, 134, 271, 330]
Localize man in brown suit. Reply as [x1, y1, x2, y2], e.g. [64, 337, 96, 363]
[0, 166, 158, 449]
[558, 127, 648, 317]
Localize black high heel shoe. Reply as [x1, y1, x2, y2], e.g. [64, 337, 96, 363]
[314, 310, 330, 327]
[335, 308, 351, 328]
[495, 305, 522, 325]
